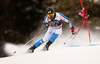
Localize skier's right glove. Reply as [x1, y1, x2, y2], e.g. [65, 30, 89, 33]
[70, 27, 76, 35]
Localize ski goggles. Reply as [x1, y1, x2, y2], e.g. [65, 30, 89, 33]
[47, 13, 55, 17]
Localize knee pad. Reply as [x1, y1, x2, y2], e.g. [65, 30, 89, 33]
[35, 39, 44, 48]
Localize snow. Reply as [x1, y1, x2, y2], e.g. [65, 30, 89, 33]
[0, 44, 100, 64]
[0, 29, 100, 64]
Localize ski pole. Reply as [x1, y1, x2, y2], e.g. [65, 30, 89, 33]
[13, 27, 47, 54]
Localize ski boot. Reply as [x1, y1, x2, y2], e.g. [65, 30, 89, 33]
[43, 44, 49, 51]
[28, 45, 36, 53]
[43, 40, 52, 51]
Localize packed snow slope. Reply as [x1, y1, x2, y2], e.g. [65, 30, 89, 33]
[0, 29, 100, 64]
[0, 44, 100, 64]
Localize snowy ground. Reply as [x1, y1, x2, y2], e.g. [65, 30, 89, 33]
[0, 29, 100, 64]
[0, 43, 100, 64]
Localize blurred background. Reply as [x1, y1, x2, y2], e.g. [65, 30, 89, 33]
[0, 0, 100, 57]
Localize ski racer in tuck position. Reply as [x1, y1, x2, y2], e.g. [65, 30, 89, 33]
[28, 7, 76, 53]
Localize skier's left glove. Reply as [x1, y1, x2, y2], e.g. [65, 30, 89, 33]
[70, 27, 76, 35]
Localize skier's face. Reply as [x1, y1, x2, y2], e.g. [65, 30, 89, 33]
[47, 13, 55, 20]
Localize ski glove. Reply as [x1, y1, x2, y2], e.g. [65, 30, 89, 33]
[70, 27, 76, 35]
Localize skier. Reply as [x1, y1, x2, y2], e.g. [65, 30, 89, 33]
[28, 7, 76, 53]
